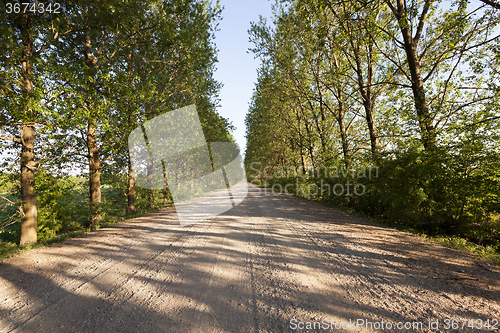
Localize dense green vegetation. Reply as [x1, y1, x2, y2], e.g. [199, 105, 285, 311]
[0, 0, 233, 246]
[0, 170, 172, 259]
[245, 0, 500, 251]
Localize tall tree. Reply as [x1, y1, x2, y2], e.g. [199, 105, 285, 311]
[378, 0, 500, 150]
[384, 0, 437, 150]
[0, 0, 69, 243]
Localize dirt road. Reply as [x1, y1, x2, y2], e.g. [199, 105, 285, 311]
[1, 184, 499, 332]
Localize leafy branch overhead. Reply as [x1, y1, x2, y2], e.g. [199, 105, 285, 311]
[246, 0, 500, 247]
[0, 0, 231, 244]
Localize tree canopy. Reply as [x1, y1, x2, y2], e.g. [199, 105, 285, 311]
[0, 0, 233, 244]
[246, 0, 500, 246]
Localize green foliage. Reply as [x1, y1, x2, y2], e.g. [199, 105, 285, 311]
[430, 236, 500, 264]
[34, 171, 84, 241]
[365, 148, 500, 246]
[245, 0, 500, 255]
[263, 148, 500, 248]
[0, 171, 20, 238]
[0, 170, 173, 255]
[0, 172, 15, 193]
[1, 0, 228, 244]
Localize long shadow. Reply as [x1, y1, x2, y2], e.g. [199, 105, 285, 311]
[0, 263, 180, 332]
[1, 184, 499, 333]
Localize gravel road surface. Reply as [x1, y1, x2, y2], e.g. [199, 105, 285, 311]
[1, 184, 499, 332]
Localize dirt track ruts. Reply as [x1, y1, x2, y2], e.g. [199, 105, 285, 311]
[1, 184, 499, 332]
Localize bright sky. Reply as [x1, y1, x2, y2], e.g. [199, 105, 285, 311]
[213, 0, 274, 155]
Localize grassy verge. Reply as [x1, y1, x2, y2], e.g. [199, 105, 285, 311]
[0, 229, 88, 261]
[312, 198, 500, 266]
[254, 182, 500, 266]
[0, 195, 173, 262]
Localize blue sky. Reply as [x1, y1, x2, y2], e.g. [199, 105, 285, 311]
[213, 0, 274, 155]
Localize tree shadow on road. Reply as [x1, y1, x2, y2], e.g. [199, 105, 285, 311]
[1, 185, 499, 333]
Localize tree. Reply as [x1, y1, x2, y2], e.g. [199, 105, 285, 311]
[0, 0, 71, 244]
[377, 0, 500, 150]
[245, 0, 500, 245]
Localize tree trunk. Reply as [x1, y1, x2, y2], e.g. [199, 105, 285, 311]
[148, 190, 156, 209]
[298, 104, 315, 169]
[352, 41, 380, 159]
[127, 147, 136, 215]
[392, 0, 437, 150]
[83, 28, 101, 225]
[20, 125, 37, 244]
[312, 69, 327, 154]
[87, 119, 101, 226]
[300, 148, 306, 171]
[147, 154, 155, 209]
[144, 129, 155, 210]
[162, 189, 169, 205]
[19, 12, 37, 244]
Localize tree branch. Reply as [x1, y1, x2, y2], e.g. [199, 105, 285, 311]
[414, 0, 431, 44]
[0, 136, 21, 144]
[478, 0, 500, 10]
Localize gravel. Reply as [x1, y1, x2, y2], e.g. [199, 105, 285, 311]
[1, 184, 499, 332]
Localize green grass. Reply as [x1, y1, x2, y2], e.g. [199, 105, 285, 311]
[254, 181, 500, 266]
[312, 197, 500, 266]
[0, 205, 171, 261]
[425, 235, 500, 265]
[0, 230, 88, 260]
[0, 185, 173, 261]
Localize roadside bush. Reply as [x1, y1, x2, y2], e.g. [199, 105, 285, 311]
[35, 171, 83, 241]
[261, 147, 500, 248]
[359, 147, 500, 245]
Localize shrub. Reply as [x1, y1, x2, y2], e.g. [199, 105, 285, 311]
[35, 171, 82, 241]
